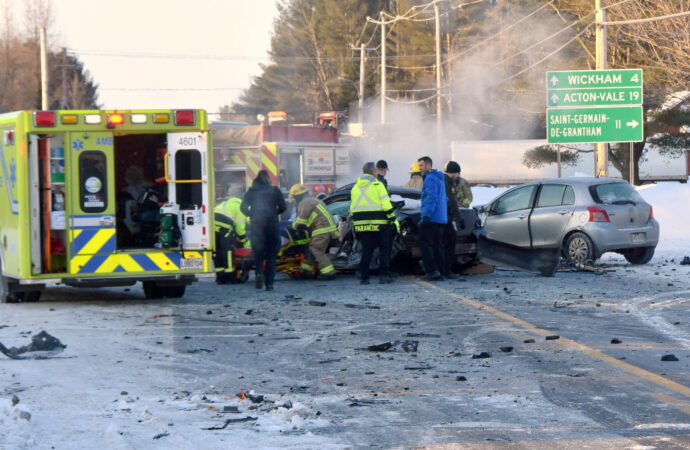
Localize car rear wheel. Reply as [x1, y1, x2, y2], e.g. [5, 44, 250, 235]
[621, 246, 655, 265]
[563, 232, 595, 264]
[142, 281, 165, 299]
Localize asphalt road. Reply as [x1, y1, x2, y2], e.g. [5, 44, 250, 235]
[2, 258, 690, 448]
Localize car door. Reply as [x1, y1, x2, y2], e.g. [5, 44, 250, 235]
[484, 184, 537, 248]
[529, 184, 576, 248]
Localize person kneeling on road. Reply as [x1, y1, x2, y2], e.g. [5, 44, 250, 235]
[350, 162, 398, 285]
[290, 184, 339, 280]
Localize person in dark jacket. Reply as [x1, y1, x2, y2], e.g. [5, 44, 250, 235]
[442, 161, 462, 279]
[376, 160, 389, 192]
[417, 156, 447, 281]
[240, 170, 287, 291]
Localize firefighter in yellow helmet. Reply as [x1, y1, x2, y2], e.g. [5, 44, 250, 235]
[290, 183, 339, 280]
[350, 162, 397, 285]
[213, 185, 249, 284]
[404, 161, 423, 190]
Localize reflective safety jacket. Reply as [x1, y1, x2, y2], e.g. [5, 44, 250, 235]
[215, 197, 247, 240]
[293, 197, 338, 237]
[213, 210, 236, 239]
[349, 174, 395, 232]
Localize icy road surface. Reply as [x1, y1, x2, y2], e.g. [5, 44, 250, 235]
[2, 182, 690, 449]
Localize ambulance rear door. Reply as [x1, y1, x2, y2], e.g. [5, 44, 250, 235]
[166, 132, 210, 251]
[67, 132, 117, 275]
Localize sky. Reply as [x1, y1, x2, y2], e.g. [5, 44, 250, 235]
[45, 0, 280, 116]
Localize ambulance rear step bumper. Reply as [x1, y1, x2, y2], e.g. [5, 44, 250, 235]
[63, 274, 200, 288]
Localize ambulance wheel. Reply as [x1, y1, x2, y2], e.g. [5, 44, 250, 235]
[0, 274, 17, 303]
[142, 281, 165, 299]
[164, 285, 186, 298]
[16, 291, 41, 302]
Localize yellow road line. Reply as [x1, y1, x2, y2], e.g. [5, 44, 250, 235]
[419, 281, 690, 399]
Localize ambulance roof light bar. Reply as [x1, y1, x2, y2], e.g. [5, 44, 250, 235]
[107, 113, 125, 128]
[174, 110, 195, 126]
[34, 111, 56, 127]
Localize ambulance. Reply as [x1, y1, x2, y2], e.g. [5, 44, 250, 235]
[0, 109, 214, 303]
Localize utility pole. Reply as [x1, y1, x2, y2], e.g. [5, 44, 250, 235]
[595, 0, 608, 177]
[39, 27, 48, 110]
[380, 13, 387, 124]
[434, 1, 443, 137]
[358, 42, 365, 123]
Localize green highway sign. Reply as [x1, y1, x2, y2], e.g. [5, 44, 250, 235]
[547, 87, 643, 107]
[547, 69, 643, 90]
[547, 106, 644, 144]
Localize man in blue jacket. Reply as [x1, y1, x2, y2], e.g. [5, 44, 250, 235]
[417, 156, 447, 281]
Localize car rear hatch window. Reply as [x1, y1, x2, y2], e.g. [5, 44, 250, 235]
[589, 182, 650, 229]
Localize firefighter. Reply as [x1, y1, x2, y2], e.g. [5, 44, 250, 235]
[417, 156, 447, 281]
[289, 184, 338, 280]
[213, 186, 249, 284]
[350, 162, 397, 285]
[454, 163, 473, 207]
[442, 161, 463, 279]
[404, 161, 424, 189]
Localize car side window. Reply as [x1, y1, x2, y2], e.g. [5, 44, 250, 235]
[562, 186, 575, 205]
[536, 185, 566, 208]
[492, 185, 535, 214]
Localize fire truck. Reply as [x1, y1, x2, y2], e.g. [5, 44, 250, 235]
[0, 109, 214, 303]
[211, 120, 349, 198]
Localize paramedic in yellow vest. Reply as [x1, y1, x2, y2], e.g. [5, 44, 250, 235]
[213, 186, 248, 284]
[290, 184, 338, 280]
[350, 162, 397, 285]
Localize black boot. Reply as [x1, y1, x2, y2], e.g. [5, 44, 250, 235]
[254, 273, 264, 289]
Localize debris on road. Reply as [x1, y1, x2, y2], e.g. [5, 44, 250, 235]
[202, 416, 257, 430]
[545, 335, 560, 341]
[344, 304, 381, 309]
[472, 352, 491, 359]
[553, 301, 572, 309]
[0, 331, 67, 360]
[456, 376, 467, 381]
[401, 340, 418, 353]
[404, 333, 440, 338]
[499, 346, 513, 353]
[308, 300, 326, 307]
[523, 339, 535, 344]
[404, 366, 433, 370]
[680, 256, 690, 265]
[366, 342, 393, 352]
[152, 432, 169, 440]
[661, 354, 679, 362]
[611, 338, 622, 344]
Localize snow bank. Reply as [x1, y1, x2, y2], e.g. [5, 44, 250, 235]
[0, 397, 34, 449]
[636, 182, 690, 257]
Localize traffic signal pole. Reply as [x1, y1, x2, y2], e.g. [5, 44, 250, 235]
[595, 0, 608, 177]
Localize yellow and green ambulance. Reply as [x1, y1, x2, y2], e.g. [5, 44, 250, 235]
[0, 109, 214, 302]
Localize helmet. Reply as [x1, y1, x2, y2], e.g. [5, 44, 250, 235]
[409, 162, 421, 173]
[289, 183, 309, 197]
[444, 161, 461, 174]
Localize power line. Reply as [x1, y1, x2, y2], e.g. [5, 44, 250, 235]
[100, 87, 245, 91]
[601, 9, 690, 26]
[494, 24, 594, 86]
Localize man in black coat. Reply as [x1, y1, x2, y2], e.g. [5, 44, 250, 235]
[240, 170, 287, 291]
[442, 161, 462, 278]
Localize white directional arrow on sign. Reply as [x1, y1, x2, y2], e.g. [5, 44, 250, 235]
[550, 94, 559, 104]
[626, 120, 639, 128]
[550, 75, 559, 86]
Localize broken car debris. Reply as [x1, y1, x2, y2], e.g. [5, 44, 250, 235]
[0, 331, 66, 360]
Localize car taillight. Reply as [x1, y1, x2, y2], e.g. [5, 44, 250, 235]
[174, 110, 195, 126]
[34, 111, 56, 127]
[588, 206, 610, 223]
[648, 205, 654, 221]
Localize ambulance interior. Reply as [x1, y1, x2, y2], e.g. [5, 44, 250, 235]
[114, 134, 168, 249]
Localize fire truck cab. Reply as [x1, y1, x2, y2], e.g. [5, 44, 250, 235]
[0, 109, 214, 303]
